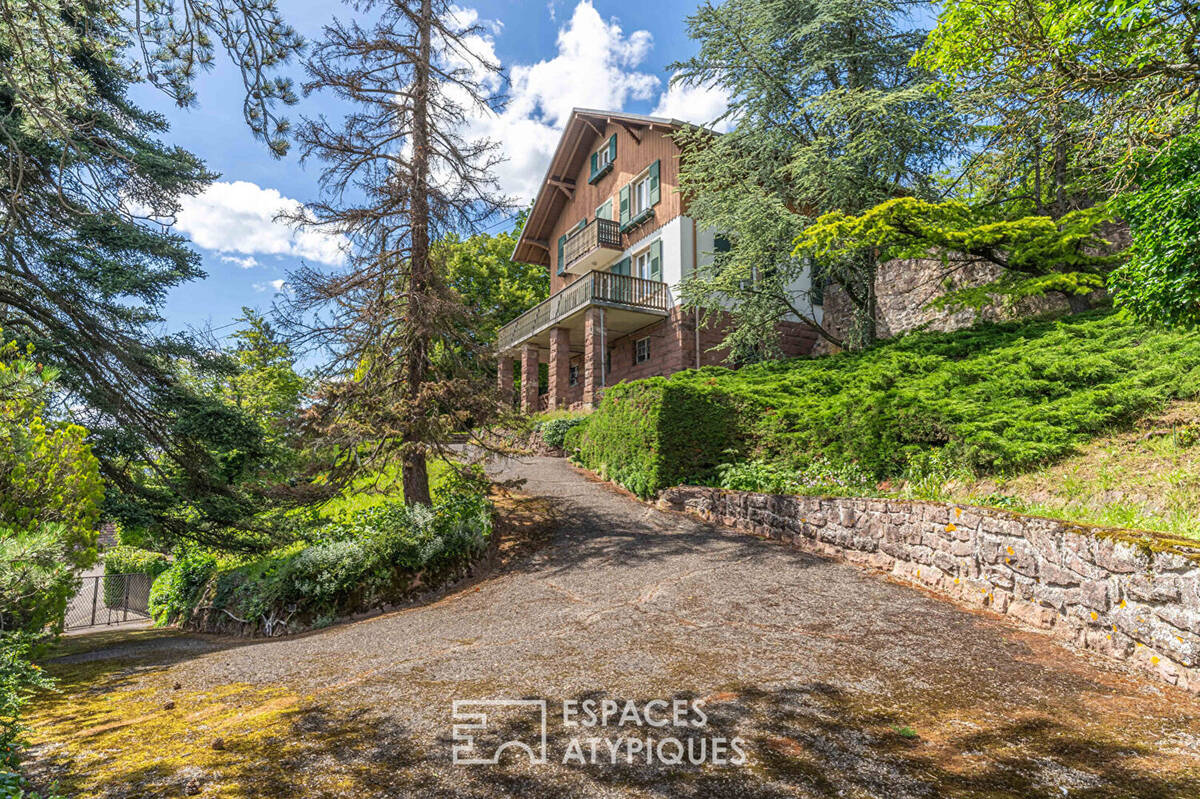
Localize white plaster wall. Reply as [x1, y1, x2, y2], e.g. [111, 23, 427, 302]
[603, 215, 823, 325]
[606, 216, 686, 307]
[677, 215, 822, 324]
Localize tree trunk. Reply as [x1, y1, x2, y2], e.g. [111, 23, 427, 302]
[402, 450, 431, 506]
[402, 0, 433, 507]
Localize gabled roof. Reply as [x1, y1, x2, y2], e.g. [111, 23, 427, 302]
[512, 109, 691, 266]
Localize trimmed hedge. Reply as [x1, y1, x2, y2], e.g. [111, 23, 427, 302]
[570, 377, 744, 497]
[104, 545, 170, 579]
[103, 545, 171, 608]
[574, 311, 1200, 496]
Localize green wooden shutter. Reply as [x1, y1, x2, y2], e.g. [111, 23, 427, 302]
[589, 151, 599, 182]
[648, 159, 660, 207]
[649, 239, 662, 283]
[607, 133, 617, 163]
[557, 233, 567, 274]
[618, 183, 631, 228]
[612, 256, 631, 276]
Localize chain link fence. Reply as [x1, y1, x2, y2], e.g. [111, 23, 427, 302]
[63, 573, 153, 630]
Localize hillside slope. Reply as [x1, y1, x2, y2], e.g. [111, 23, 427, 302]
[568, 310, 1200, 538]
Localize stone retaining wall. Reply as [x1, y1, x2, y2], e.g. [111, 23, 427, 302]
[657, 486, 1200, 693]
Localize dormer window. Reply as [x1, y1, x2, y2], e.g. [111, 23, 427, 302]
[589, 134, 617, 184]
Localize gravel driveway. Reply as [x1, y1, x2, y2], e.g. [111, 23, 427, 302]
[29, 456, 1200, 798]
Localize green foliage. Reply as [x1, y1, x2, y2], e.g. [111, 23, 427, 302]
[716, 458, 874, 496]
[439, 218, 550, 363]
[571, 378, 744, 498]
[149, 552, 218, 626]
[918, 0, 1200, 180]
[797, 197, 1117, 310]
[672, 0, 963, 351]
[0, 338, 102, 634]
[583, 311, 1200, 495]
[1110, 133, 1200, 327]
[535, 417, 587, 449]
[103, 546, 170, 608]
[561, 422, 587, 458]
[0, 3, 303, 553]
[1, 633, 61, 799]
[217, 309, 306, 452]
[149, 492, 492, 633]
[103, 546, 170, 580]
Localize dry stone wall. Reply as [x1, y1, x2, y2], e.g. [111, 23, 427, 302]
[657, 486, 1200, 693]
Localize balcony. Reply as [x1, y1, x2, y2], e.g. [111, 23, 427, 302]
[497, 270, 670, 354]
[563, 217, 622, 275]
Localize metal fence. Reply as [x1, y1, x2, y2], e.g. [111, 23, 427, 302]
[63, 573, 153, 630]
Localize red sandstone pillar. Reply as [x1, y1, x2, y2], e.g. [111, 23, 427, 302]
[583, 307, 604, 409]
[548, 327, 570, 410]
[497, 355, 514, 407]
[520, 343, 539, 414]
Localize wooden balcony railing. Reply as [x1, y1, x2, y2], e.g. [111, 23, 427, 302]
[563, 218, 621, 271]
[497, 270, 670, 353]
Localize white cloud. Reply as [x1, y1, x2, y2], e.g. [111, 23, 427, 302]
[652, 72, 733, 132]
[253, 279, 287, 293]
[220, 254, 260, 269]
[174, 181, 347, 267]
[463, 1, 661, 202]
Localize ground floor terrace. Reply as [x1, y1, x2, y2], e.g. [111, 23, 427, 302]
[497, 271, 817, 411]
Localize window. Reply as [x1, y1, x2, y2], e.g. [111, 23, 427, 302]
[589, 134, 617, 184]
[634, 337, 651, 365]
[596, 142, 613, 171]
[557, 218, 587, 274]
[596, 199, 613, 221]
[633, 173, 651, 215]
[633, 248, 651, 280]
[618, 160, 660, 232]
[569, 364, 579, 386]
[621, 239, 661, 282]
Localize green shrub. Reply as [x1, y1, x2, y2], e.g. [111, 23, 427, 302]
[537, 416, 586, 449]
[572, 377, 744, 497]
[716, 458, 874, 496]
[104, 546, 169, 579]
[561, 420, 587, 457]
[151, 491, 493, 633]
[149, 551, 218, 626]
[582, 311, 1200, 495]
[0, 338, 102, 635]
[103, 546, 171, 608]
[1, 632, 62, 799]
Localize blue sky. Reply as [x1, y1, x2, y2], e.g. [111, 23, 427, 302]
[143, 0, 722, 340]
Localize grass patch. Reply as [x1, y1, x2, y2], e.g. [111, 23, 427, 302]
[315, 458, 456, 518]
[945, 400, 1200, 539]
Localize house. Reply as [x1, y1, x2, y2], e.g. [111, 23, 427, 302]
[496, 109, 819, 411]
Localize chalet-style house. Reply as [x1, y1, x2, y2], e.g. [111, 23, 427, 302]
[497, 109, 818, 411]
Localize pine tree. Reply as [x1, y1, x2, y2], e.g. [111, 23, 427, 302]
[0, 1, 304, 548]
[671, 0, 962, 352]
[284, 0, 510, 505]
